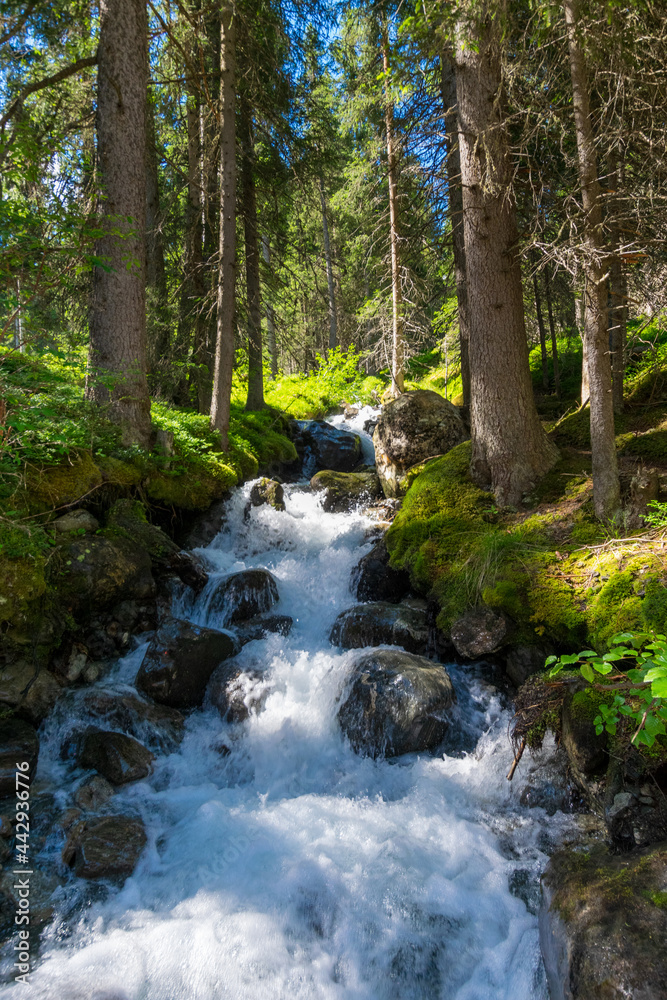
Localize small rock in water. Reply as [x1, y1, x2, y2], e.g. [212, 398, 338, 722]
[249, 478, 285, 511]
[234, 613, 293, 647]
[136, 617, 238, 708]
[207, 569, 279, 625]
[310, 469, 382, 513]
[338, 648, 456, 758]
[290, 420, 361, 475]
[81, 688, 185, 751]
[78, 730, 155, 785]
[0, 661, 61, 725]
[208, 665, 270, 723]
[74, 774, 115, 811]
[62, 815, 147, 880]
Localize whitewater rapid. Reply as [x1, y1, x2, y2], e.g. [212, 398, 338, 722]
[2, 409, 576, 999]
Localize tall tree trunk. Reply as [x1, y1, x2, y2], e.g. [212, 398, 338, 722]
[210, 3, 236, 447]
[544, 265, 560, 397]
[262, 235, 278, 380]
[240, 93, 264, 412]
[533, 264, 550, 391]
[319, 177, 338, 353]
[381, 20, 405, 396]
[607, 152, 626, 415]
[455, 6, 557, 504]
[145, 93, 170, 387]
[564, 0, 620, 520]
[87, 0, 151, 448]
[177, 77, 206, 406]
[440, 50, 470, 409]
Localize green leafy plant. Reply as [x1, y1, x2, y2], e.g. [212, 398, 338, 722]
[548, 631, 667, 747]
[643, 500, 667, 529]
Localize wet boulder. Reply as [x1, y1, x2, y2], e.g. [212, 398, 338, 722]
[234, 613, 293, 647]
[207, 664, 270, 723]
[80, 688, 185, 752]
[62, 814, 147, 880]
[373, 390, 468, 498]
[351, 538, 411, 604]
[0, 718, 39, 797]
[292, 420, 361, 475]
[310, 469, 383, 513]
[136, 617, 238, 708]
[338, 649, 456, 758]
[249, 478, 285, 512]
[503, 643, 553, 688]
[561, 689, 608, 778]
[78, 730, 155, 785]
[330, 602, 430, 655]
[207, 569, 279, 626]
[540, 842, 667, 1000]
[450, 606, 509, 659]
[0, 661, 61, 725]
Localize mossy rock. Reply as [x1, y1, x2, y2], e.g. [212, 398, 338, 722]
[97, 455, 144, 488]
[25, 451, 102, 510]
[541, 842, 667, 1000]
[0, 552, 46, 626]
[105, 499, 178, 560]
[562, 688, 609, 776]
[146, 464, 236, 511]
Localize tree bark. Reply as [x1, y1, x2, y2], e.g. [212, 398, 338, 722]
[262, 235, 278, 380]
[146, 93, 170, 386]
[87, 0, 151, 448]
[440, 50, 470, 409]
[239, 92, 264, 412]
[381, 20, 405, 396]
[178, 75, 207, 408]
[319, 177, 338, 353]
[533, 265, 550, 391]
[455, 6, 557, 504]
[564, 0, 620, 520]
[607, 153, 626, 415]
[210, 3, 236, 447]
[544, 265, 560, 397]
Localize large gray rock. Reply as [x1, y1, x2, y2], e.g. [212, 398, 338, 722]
[292, 420, 361, 475]
[62, 815, 147, 880]
[78, 730, 155, 785]
[136, 617, 238, 708]
[330, 602, 430, 655]
[0, 719, 39, 797]
[540, 843, 667, 999]
[207, 569, 279, 625]
[373, 390, 468, 497]
[351, 538, 410, 604]
[338, 649, 456, 758]
[53, 509, 99, 533]
[310, 470, 383, 513]
[450, 606, 508, 659]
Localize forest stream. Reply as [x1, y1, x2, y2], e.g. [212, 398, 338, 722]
[0, 412, 584, 1000]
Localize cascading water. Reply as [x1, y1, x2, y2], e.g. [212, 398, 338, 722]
[2, 409, 580, 999]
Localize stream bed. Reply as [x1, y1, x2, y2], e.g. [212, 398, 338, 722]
[1, 412, 581, 999]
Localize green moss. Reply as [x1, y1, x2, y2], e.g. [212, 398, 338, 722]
[97, 455, 143, 487]
[146, 463, 236, 511]
[641, 578, 667, 632]
[25, 451, 102, 510]
[528, 571, 587, 644]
